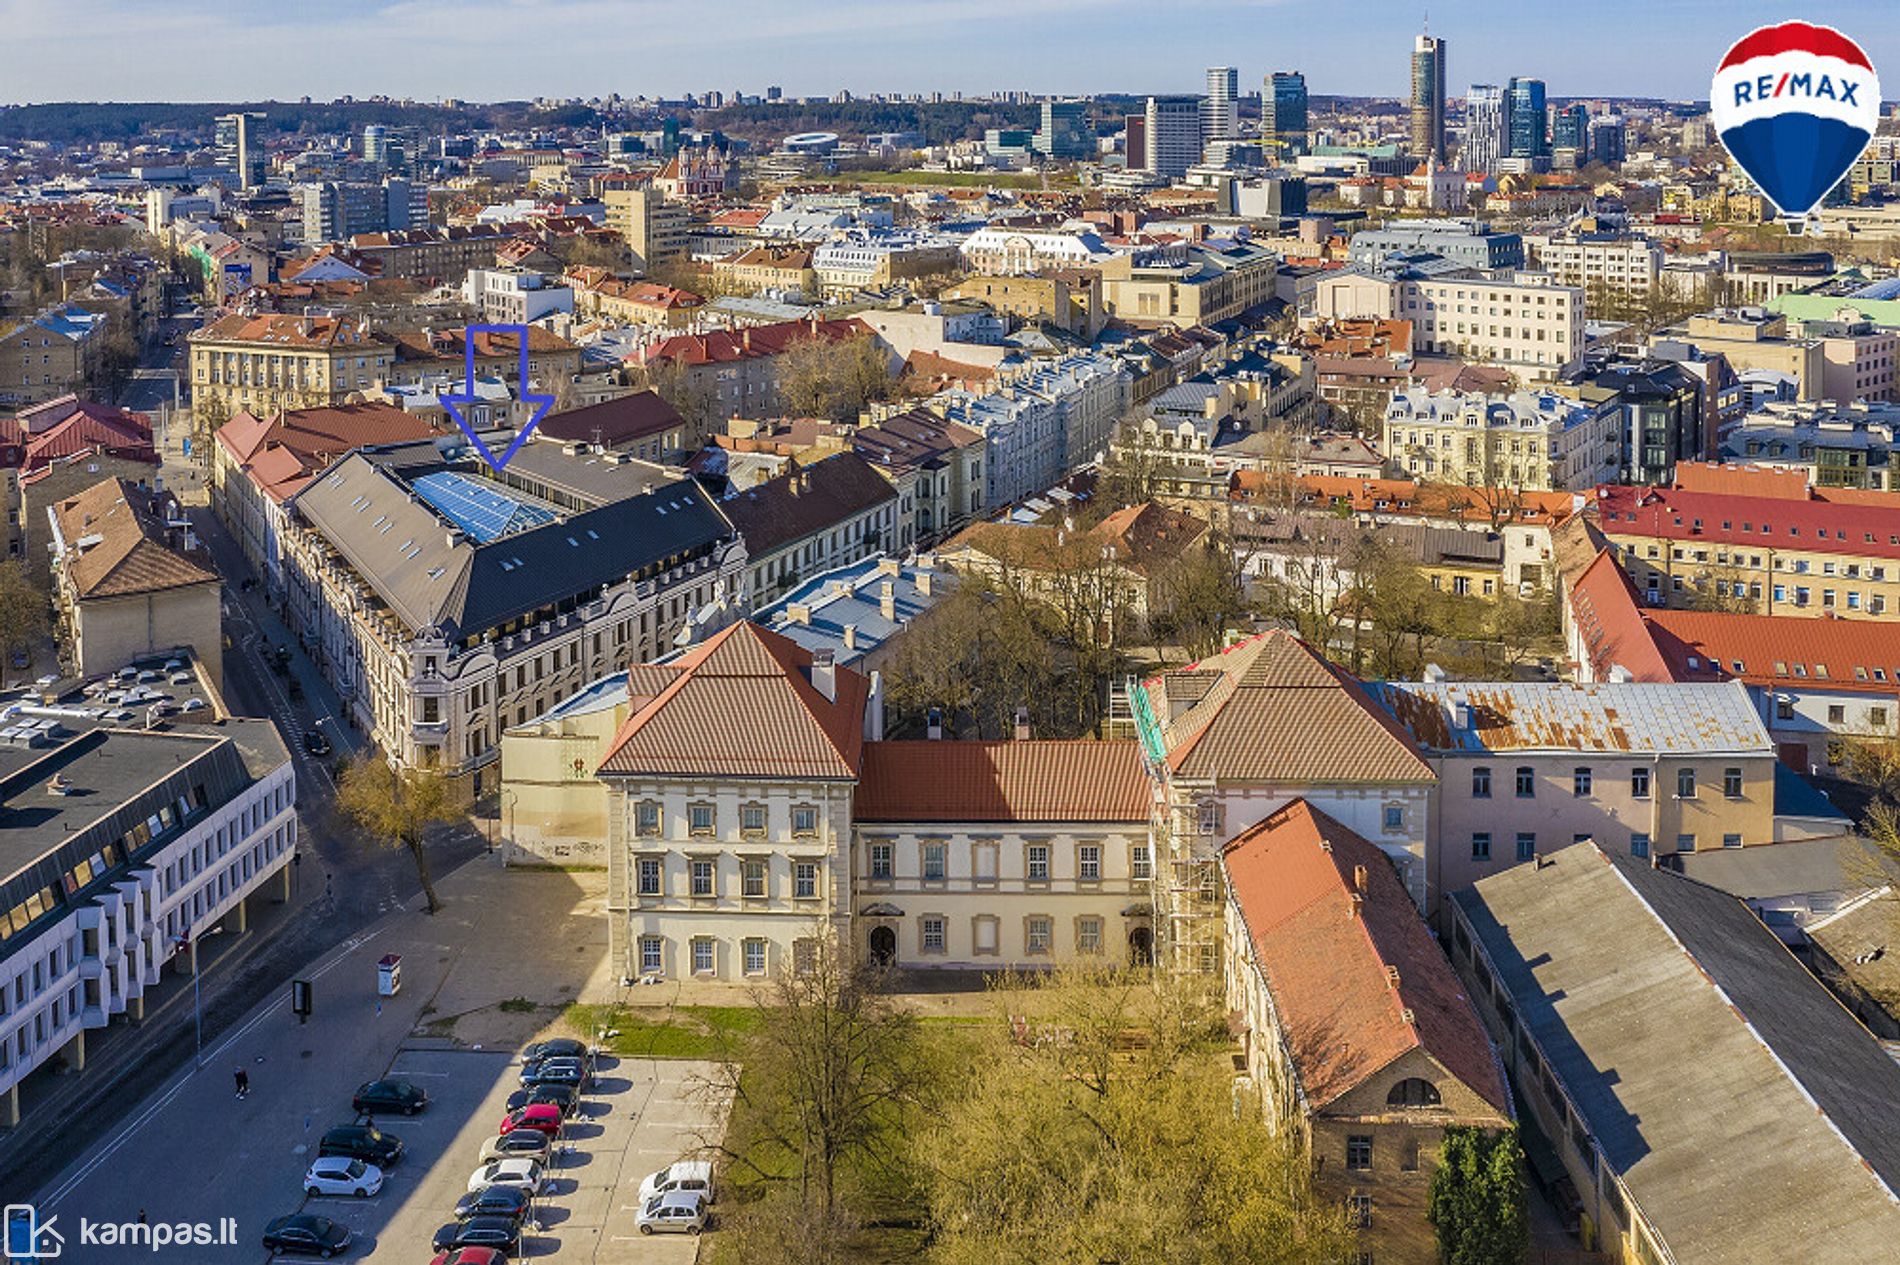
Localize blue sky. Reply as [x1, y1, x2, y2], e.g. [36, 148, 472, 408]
[2, 0, 1895, 104]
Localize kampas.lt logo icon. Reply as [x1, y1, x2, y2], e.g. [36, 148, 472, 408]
[1710, 21, 1883, 223]
[4, 1205, 63, 1260]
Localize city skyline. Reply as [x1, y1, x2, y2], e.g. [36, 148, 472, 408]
[4, 0, 1897, 106]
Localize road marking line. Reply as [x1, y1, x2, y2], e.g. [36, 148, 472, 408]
[40, 930, 382, 1207]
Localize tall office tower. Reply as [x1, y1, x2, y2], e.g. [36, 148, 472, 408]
[1411, 33, 1447, 161]
[1204, 66, 1239, 143]
[1507, 77, 1549, 159]
[1036, 99, 1092, 161]
[1145, 95, 1204, 178]
[1264, 72, 1310, 158]
[1588, 114, 1627, 165]
[1125, 114, 1147, 170]
[1465, 84, 1508, 173]
[1552, 103, 1589, 154]
[362, 123, 391, 163]
[214, 111, 267, 190]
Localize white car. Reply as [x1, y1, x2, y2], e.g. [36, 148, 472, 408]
[478, 1131, 553, 1164]
[637, 1191, 708, 1236]
[303, 1155, 384, 1197]
[466, 1157, 547, 1195]
[637, 1158, 714, 1205]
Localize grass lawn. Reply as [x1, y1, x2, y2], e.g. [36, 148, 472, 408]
[560, 1001, 764, 1060]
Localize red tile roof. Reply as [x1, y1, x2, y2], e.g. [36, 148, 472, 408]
[633, 317, 871, 368]
[9, 399, 155, 473]
[854, 740, 1149, 823]
[215, 403, 446, 504]
[54, 478, 218, 599]
[1645, 608, 1900, 695]
[1594, 482, 1900, 563]
[1242, 474, 1578, 527]
[1223, 800, 1510, 1114]
[1566, 548, 1674, 682]
[535, 391, 684, 448]
[1143, 631, 1434, 783]
[595, 622, 869, 780]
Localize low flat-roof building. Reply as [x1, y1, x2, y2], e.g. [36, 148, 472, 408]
[1449, 843, 1900, 1265]
[0, 656, 293, 1125]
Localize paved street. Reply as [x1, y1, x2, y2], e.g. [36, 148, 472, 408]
[27, 865, 727, 1264]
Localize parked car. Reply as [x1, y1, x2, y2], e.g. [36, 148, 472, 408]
[453, 1183, 532, 1224]
[303, 730, 332, 757]
[519, 1058, 590, 1090]
[521, 1037, 593, 1064]
[353, 1078, 427, 1115]
[303, 1154, 384, 1197]
[496, 1104, 562, 1137]
[637, 1158, 715, 1205]
[318, 1124, 403, 1168]
[478, 1130, 552, 1164]
[430, 1250, 508, 1265]
[637, 1191, 709, 1236]
[503, 1084, 578, 1118]
[262, 1213, 353, 1257]
[432, 1218, 521, 1255]
[466, 1158, 547, 1196]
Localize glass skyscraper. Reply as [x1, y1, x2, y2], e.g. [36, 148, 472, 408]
[1552, 103, 1589, 155]
[1507, 77, 1548, 159]
[1465, 84, 1507, 173]
[1411, 34, 1447, 161]
[1265, 72, 1309, 158]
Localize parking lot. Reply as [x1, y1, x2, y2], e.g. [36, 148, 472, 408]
[311, 1045, 727, 1263]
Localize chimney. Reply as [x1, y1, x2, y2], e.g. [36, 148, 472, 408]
[1353, 864, 1368, 894]
[926, 706, 944, 740]
[1350, 891, 1365, 918]
[811, 647, 836, 702]
[1422, 663, 1447, 683]
[879, 581, 896, 621]
[787, 602, 811, 625]
[1013, 706, 1031, 741]
[915, 569, 933, 597]
[842, 623, 858, 651]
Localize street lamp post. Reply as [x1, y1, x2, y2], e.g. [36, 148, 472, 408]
[175, 932, 203, 1067]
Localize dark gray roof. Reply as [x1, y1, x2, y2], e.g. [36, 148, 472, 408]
[295, 450, 735, 640]
[1675, 830, 1881, 901]
[717, 451, 897, 560]
[1455, 843, 1900, 1263]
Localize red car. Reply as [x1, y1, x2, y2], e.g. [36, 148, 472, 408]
[497, 1103, 562, 1137]
[431, 1249, 508, 1265]
[431, 1250, 508, 1265]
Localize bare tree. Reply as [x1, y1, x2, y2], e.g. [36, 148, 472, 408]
[0, 563, 50, 687]
[775, 333, 896, 423]
[335, 754, 459, 913]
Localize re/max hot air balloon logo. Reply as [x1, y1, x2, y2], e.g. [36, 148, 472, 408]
[1711, 21, 1882, 223]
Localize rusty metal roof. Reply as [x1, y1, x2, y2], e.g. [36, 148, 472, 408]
[1374, 680, 1771, 755]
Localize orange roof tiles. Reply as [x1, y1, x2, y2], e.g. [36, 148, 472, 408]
[1144, 631, 1434, 783]
[1645, 608, 1900, 695]
[854, 740, 1149, 822]
[1567, 548, 1673, 682]
[55, 478, 218, 600]
[1595, 482, 1900, 564]
[1224, 800, 1509, 1114]
[1243, 474, 1577, 527]
[596, 622, 869, 780]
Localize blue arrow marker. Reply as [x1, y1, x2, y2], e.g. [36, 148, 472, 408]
[440, 323, 557, 472]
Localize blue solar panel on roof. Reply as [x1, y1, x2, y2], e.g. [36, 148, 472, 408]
[411, 471, 557, 543]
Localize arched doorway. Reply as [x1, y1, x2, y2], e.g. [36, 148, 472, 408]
[869, 925, 897, 967]
[1127, 926, 1153, 966]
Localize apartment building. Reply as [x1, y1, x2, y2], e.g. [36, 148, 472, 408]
[283, 441, 744, 788]
[1521, 230, 1663, 300]
[940, 273, 1105, 339]
[631, 317, 873, 419]
[47, 479, 223, 691]
[1097, 241, 1278, 327]
[211, 401, 454, 589]
[716, 451, 904, 609]
[383, 326, 582, 397]
[810, 231, 961, 297]
[461, 268, 575, 325]
[189, 314, 397, 430]
[1792, 310, 1899, 404]
[344, 223, 525, 284]
[1223, 800, 1512, 1263]
[1721, 399, 1900, 490]
[1313, 270, 1585, 382]
[602, 183, 690, 271]
[1449, 844, 1900, 1265]
[1382, 386, 1618, 491]
[958, 227, 1117, 276]
[849, 406, 987, 545]
[1375, 680, 1777, 901]
[933, 353, 1131, 507]
[1662, 309, 1822, 400]
[1134, 631, 1437, 968]
[1348, 220, 1524, 271]
[1593, 479, 1900, 617]
[0, 668, 293, 1126]
[0, 308, 108, 407]
[712, 246, 817, 296]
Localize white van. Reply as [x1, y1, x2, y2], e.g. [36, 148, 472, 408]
[637, 1158, 715, 1205]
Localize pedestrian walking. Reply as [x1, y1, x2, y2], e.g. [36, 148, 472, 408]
[234, 1067, 249, 1099]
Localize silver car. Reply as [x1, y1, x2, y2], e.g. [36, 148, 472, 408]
[637, 1191, 709, 1235]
